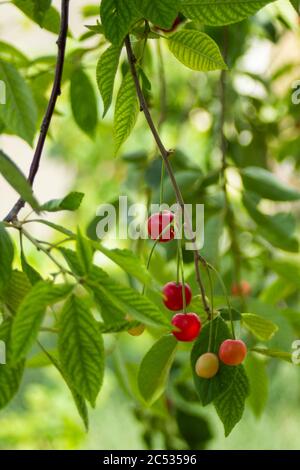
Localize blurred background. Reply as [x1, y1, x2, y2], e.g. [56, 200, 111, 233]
[1, 0, 300, 450]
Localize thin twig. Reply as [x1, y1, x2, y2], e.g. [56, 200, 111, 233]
[125, 35, 211, 317]
[4, 0, 70, 222]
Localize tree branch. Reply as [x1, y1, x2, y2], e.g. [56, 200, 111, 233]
[4, 0, 70, 222]
[125, 35, 211, 317]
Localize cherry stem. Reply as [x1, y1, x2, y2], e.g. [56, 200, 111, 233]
[207, 267, 214, 352]
[177, 238, 187, 314]
[207, 262, 236, 340]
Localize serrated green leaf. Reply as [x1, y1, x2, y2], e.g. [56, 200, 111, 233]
[0, 150, 39, 210]
[0, 222, 14, 292]
[13, 0, 60, 34]
[96, 44, 121, 117]
[219, 307, 241, 321]
[114, 71, 139, 154]
[40, 192, 84, 212]
[251, 347, 292, 362]
[168, 30, 227, 71]
[58, 294, 105, 406]
[137, 0, 179, 29]
[245, 354, 268, 418]
[241, 167, 300, 201]
[60, 247, 84, 276]
[76, 229, 93, 275]
[191, 316, 236, 406]
[21, 251, 42, 285]
[70, 68, 98, 136]
[181, 0, 274, 26]
[88, 265, 170, 328]
[138, 335, 177, 405]
[98, 319, 141, 333]
[93, 244, 153, 287]
[11, 281, 72, 362]
[0, 60, 37, 144]
[39, 344, 89, 430]
[2, 270, 31, 313]
[243, 192, 299, 252]
[242, 313, 278, 341]
[100, 0, 141, 45]
[0, 360, 25, 410]
[214, 365, 249, 436]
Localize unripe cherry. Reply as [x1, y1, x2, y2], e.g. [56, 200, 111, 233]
[219, 339, 247, 366]
[171, 312, 201, 342]
[162, 281, 192, 311]
[128, 324, 145, 337]
[147, 211, 175, 242]
[231, 280, 251, 297]
[195, 353, 219, 379]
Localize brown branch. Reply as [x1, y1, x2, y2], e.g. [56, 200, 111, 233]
[4, 0, 70, 222]
[125, 35, 211, 317]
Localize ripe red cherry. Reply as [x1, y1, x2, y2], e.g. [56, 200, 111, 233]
[171, 312, 201, 342]
[163, 282, 192, 311]
[219, 339, 247, 366]
[231, 280, 251, 297]
[147, 211, 175, 243]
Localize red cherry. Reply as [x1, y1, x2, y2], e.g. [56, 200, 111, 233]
[147, 211, 175, 243]
[231, 280, 251, 297]
[163, 282, 192, 311]
[219, 339, 247, 366]
[171, 312, 201, 342]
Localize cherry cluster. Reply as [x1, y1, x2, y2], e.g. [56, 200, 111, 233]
[147, 211, 248, 380]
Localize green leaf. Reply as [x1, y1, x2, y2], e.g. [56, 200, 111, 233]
[0, 360, 25, 410]
[58, 294, 105, 406]
[251, 347, 292, 363]
[219, 307, 241, 321]
[214, 365, 250, 436]
[70, 68, 98, 136]
[96, 44, 121, 117]
[243, 192, 299, 252]
[138, 335, 177, 405]
[266, 258, 300, 287]
[0, 222, 14, 292]
[88, 265, 170, 328]
[21, 251, 42, 285]
[241, 167, 300, 201]
[290, 0, 300, 13]
[2, 270, 31, 313]
[60, 247, 85, 276]
[137, 0, 179, 29]
[0, 41, 29, 66]
[114, 71, 139, 154]
[76, 229, 93, 274]
[0, 60, 37, 144]
[191, 316, 236, 406]
[181, 0, 274, 26]
[93, 244, 153, 287]
[40, 192, 84, 212]
[13, 0, 60, 34]
[100, 0, 141, 45]
[168, 30, 227, 72]
[242, 313, 278, 341]
[31, 0, 52, 26]
[11, 282, 72, 362]
[39, 345, 89, 430]
[0, 150, 39, 210]
[98, 319, 141, 333]
[245, 354, 268, 418]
